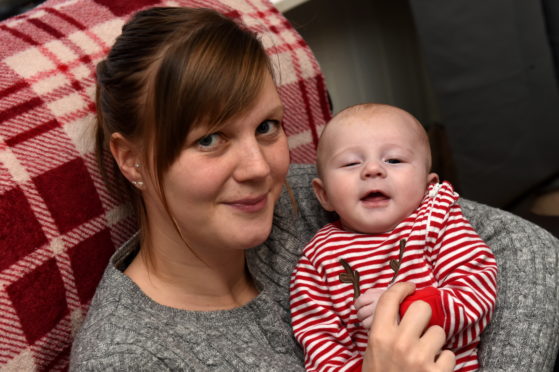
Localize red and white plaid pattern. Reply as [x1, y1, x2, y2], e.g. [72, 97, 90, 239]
[0, 0, 330, 369]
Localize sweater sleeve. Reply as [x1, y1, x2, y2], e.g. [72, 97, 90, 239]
[290, 253, 363, 372]
[460, 198, 559, 372]
[422, 183, 498, 349]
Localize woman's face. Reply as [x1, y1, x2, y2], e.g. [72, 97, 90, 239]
[147, 72, 290, 257]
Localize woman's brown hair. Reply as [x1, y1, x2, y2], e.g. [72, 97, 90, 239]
[95, 7, 272, 259]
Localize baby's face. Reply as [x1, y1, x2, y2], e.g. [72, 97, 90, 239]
[313, 108, 437, 234]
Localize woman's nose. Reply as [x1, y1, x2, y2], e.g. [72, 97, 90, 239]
[361, 161, 387, 179]
[234, 141, 271, 182]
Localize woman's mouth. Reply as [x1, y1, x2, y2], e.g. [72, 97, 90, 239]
[227, 194, 268, 213]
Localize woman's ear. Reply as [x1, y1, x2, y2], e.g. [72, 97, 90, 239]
[427, 172, 439, 185]
[109, 133, 143, 185]
[312, 177, 335, 212]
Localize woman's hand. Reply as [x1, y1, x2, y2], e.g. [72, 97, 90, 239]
[361, 282, 455, 372]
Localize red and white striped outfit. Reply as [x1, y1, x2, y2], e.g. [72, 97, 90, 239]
[290, 182, 497, 372]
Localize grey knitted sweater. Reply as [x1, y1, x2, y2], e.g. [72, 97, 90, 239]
[70, 164, 559, 371]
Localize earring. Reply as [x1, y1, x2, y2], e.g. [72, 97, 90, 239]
[132, 162, 143, 189]
[131, 180, 144, 189]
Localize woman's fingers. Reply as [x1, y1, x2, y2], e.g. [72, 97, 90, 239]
[362, 282, 456, 372]
[398, 300, 432, 338]
[417, 324, 446, 356]
[435, 350, 456, 371]
[397, 300, 454, 370]
[371, 282, 416, 330]
[398, 307, 455, 372]
[419, 326, 456, 371]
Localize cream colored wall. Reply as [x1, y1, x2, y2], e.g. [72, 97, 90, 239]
[284, 0, 440, 125]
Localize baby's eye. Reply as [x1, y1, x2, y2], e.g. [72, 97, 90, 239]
[197, 133, 222, 150]
[385, 158, 402, 164]
[342, 161, 360, 167]
[256, 119, 280, 135]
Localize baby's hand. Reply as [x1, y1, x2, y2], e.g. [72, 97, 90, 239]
[354, 287, 386, 330]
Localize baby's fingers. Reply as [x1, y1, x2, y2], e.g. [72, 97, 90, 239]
[360, 315, 374, 330]
[355, 288, 385, 309]
[355, 288, 387, 330]
[356, 303, 376, 322]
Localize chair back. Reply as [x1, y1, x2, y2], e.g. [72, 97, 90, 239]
[0, 0, 330, 369]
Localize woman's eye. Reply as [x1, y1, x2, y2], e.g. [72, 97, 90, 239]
[256, 120, 280, 135]
[197, 133, 221, 149]
[385, 158, 402, 164]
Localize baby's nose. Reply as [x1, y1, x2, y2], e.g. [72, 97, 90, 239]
[361, 161, 387, 179]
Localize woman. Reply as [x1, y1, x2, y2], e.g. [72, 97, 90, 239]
[69, 6, 523, 371]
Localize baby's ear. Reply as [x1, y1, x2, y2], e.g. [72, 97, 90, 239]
[312, 178, 335, 211]
[427, 172, 439, 185]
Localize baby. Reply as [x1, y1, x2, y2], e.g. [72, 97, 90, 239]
[290, 103, 497, 372]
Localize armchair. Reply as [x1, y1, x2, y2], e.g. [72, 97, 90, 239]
[0, 0, 557, 370]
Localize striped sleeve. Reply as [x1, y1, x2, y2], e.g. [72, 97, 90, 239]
[426, 183, 498, 351]
[290, 244, 363, 372]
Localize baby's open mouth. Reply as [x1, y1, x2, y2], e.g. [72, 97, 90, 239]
[361, 191, 389, 202]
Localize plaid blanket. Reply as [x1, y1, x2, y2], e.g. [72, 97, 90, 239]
[0, 0, 330, 369]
